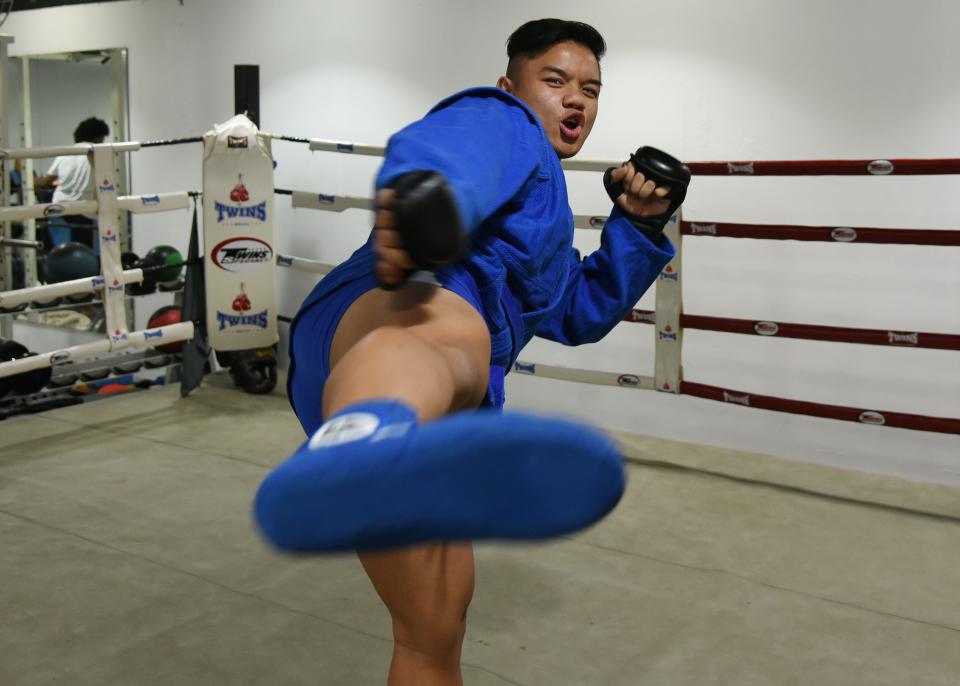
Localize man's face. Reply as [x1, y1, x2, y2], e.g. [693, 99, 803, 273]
[498, 41, 601, 159]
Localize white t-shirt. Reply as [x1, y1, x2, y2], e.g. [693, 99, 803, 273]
[48, 148, 93, 204]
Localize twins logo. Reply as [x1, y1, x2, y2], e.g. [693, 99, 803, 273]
[317, 193, 336, 204]
[227, 135, 249, 149]
[107, 278, 124, 295]
[831, 227, 858, 242]
[867, 160, 894, 176]
[310, 413, 379, 449]
[216, 309, 270, 331]
[658, 326, 678, 341]
[277, 255, 294, 267]
[232, 283, 252, 312]
[143, 329, 164, 342]
[589, 216, 607, 229]
[659, 265, 679, 281]
[858, 411, 886, 425]
[216, 284, 269, 331]
[308, 412, 415, 448]
[212, 237, 273, 273]
[111, 328, 129, 344]
[629, 310, 655, 323]
[617, 374, 640, 387]
[336, 143, 354, 153]
[230, 174, 250, 202]
[754, 321, 780, 336]
[514, 362, 536, 374]
[141, 195, 161, 206]
[214, 174, 268, 222]
[722, 391, 750, 406]
[727, 162, 755, 175]
[691, 223, 717, 235]
[91, 277, 105, 288]
[49, 350, 71, 364]
[215, 201, 268, 222]
[99, 179, 116, 193]
[888, 331, 919, 346]
[101, 229, 119, 243]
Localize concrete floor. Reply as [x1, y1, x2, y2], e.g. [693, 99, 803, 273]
[1, 374, 959, 686]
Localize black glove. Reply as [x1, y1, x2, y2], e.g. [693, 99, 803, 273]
[223, 347, 277, 395]
[603, 146, 691, 239]
[0, 338, 52, 397]
[378, 170, 468, 290]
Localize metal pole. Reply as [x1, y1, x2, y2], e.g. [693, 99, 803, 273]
[0, 34, 12, 339]
[21, 55, 37, 296]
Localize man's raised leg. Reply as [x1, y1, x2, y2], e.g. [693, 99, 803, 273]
[324, 283, 489, 686]
[254, 282, 627, 683]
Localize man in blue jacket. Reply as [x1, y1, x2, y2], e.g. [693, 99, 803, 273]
[256, 19, 683, 684]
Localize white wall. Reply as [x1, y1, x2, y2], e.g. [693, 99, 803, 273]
[4, 0, 958, 484]
[29, 57, 114, 157]
[1, 56, 113, 168]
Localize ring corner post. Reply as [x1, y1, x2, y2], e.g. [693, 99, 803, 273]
[654, 209, 683, 395]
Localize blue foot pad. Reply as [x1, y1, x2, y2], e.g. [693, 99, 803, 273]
[254, 400, 626, 552]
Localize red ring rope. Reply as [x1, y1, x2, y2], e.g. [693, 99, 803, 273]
[680, 221, 960, 245]
[624, 310, 959, 351]
[680, 381, 960, 435]
[686, 158, 960, 176]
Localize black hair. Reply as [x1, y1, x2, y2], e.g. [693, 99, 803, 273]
[73, 117, 110, 143]
[506, 19, 606, 70]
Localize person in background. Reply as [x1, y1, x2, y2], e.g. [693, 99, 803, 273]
[34, 116, 109, 249]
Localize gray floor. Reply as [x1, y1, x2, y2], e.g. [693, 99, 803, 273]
[2, 374, 959, 686]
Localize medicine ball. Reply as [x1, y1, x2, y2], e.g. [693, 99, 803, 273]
[45, 242, 99, 284]
[146, 305, 183, 353]
[144, 245, 183, 285]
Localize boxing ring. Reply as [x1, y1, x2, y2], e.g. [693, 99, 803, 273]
[1, 118, 958, 438]
[275, 140, 960, 436]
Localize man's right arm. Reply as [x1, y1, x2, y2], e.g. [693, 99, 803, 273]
[375, 89, 544, 234]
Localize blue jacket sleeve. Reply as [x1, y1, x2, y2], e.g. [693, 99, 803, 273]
[534, 206, 676, 345]
[375, 89, 544, 232]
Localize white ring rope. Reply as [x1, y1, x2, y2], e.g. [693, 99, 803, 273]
[288, 189, 609, 231]
[0, 191, 190, 223]
[302, 137, 620, 173]
[512, 362, 655, 390]
[0, 268, 144, 309]
[276, 254, 335, 275]
[0, 321, 194, 379]
[0, 141, 141, 160]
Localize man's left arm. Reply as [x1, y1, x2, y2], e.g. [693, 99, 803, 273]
[535, 159, 682, 345]
[534, 207, 675, 345]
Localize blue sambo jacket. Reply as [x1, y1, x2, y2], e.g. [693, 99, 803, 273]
[297, 87, 676, 370]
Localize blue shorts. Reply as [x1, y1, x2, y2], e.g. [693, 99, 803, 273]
[287, 270, 507, 437]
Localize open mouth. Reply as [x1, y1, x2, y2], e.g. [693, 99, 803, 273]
[559, 114, 584, 139]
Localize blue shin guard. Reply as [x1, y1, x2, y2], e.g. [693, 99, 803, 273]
[254, 400, 626, 552]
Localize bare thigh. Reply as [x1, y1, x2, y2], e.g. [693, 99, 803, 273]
[325, 281, 492, 420]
